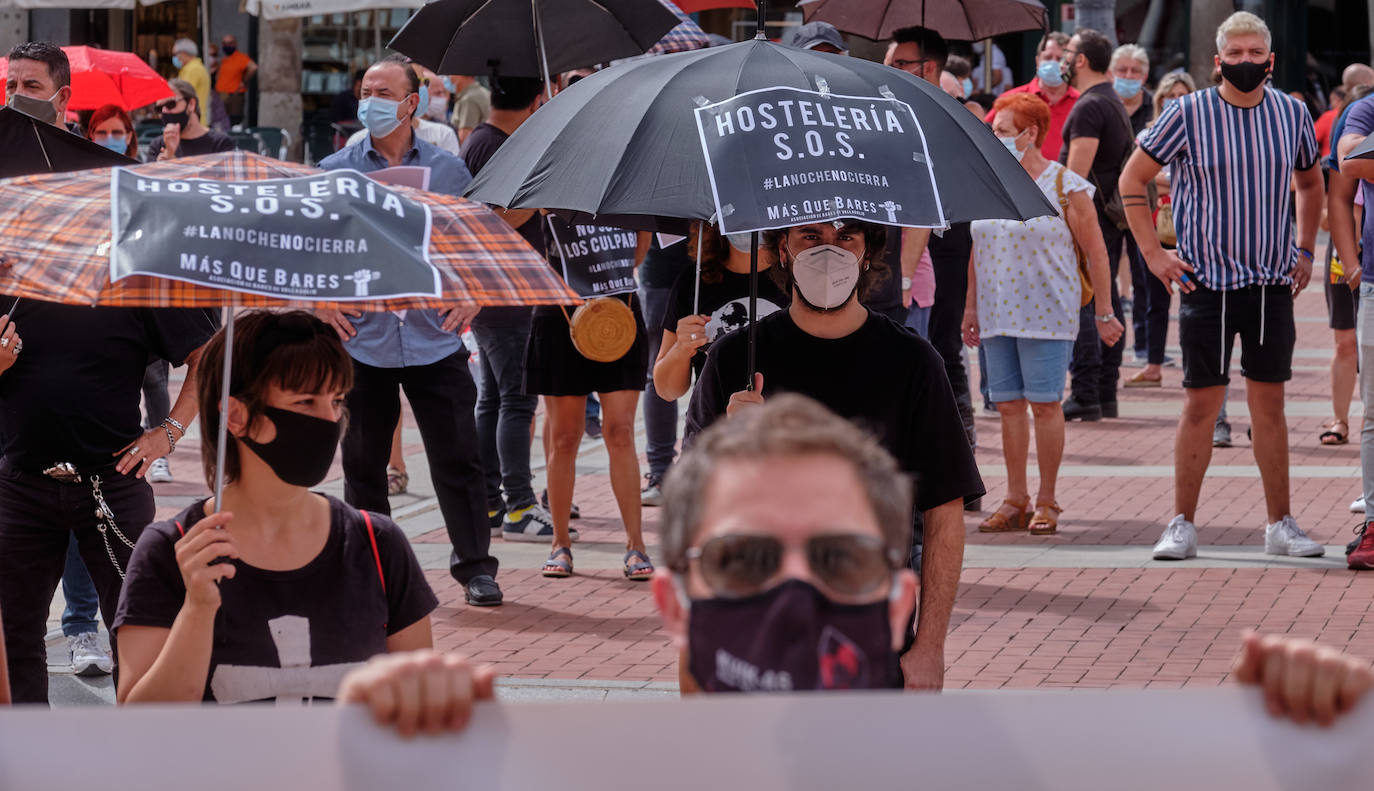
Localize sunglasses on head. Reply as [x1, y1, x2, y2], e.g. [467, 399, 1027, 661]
[681, 533, 901, 598]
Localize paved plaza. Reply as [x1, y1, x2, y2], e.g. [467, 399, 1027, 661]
[48, 251, 1374, 702]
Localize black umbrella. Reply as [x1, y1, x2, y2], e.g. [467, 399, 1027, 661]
[797, 0, 1048, 42]
[388, 0, 682, 80]
[0, 105, 133, 179]
[465, 37, 1054, 229]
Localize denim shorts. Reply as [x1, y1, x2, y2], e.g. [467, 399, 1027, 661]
[981, 335, 1074, 404]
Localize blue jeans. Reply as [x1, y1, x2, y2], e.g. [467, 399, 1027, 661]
[982, 335, 1075, 403]
[61, 534, 99, 637]
[473, 321, 539, 511]
[639, 285, 678, 480]
[904, 304, 931, 338]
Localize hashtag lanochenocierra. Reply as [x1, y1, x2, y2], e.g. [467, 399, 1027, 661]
[181, 224, 370, 254]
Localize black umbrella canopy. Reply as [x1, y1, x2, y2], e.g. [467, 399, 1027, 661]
[797, 0, 1048, 42]
[0, 106, 133, 179]
[466, 38, 1055, 231]
[389, 0, 682, 79]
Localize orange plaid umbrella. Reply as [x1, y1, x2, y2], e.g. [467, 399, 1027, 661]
[0, 150, 577, 310]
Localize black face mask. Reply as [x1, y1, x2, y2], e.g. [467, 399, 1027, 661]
[160, 109, 189, 130]
[1061, 57, 1077, 86]
[686, 579, 899, 693]
[1219, 59, 1270, 93]
[222, 45, 236, 56]
[239, 406, 342, 488]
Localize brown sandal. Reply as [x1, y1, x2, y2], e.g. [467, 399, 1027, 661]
[1029, 500, 1062, 535]
[977, 496, 1032, 533]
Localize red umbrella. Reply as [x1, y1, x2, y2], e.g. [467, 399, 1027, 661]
[673, 0, 754, 10]
[0, 46, 174, 112]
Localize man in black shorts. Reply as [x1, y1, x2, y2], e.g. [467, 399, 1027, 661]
[1121, 12, 1325, 561]
[685, 220, 984, 690]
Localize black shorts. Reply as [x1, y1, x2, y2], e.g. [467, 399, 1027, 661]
[1324, 260, 1359, 331]
[522, 296, 649, 397]
[1178, 284, 1295, 388]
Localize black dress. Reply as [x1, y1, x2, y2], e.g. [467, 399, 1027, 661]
[523, 293, 649, 396]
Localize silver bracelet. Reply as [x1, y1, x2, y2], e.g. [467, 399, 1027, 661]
[162, 425, 177, 454]
[163, 416, 186, 435]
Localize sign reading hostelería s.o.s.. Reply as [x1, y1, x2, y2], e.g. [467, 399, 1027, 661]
[694, 86, 945, 235]
[109, 168, 440, 300]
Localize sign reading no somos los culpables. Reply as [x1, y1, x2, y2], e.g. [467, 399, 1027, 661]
[109, 168, 440, 300]
[694, 86, 945, 235]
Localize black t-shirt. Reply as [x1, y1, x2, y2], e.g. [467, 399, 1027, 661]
[660, 265, 790, 378]
[864, 226, 905, 322]
[113, 494, 438, 703]
[1059, 82, 1135, 210]
[639, 236, 691, 290]
[462, 122, 542, 326]
[0, 299, 216, 471]
[685, 310, 985, 511]
[144, 129, 236, 161]
[1128, 92, 1153, 137]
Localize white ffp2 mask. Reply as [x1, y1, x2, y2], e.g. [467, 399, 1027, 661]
[790, 244, 862, 310]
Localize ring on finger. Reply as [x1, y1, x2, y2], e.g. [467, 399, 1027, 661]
[126, 446, 140, 456]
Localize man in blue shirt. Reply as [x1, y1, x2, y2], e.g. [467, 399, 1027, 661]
[317, 55, 502, 606]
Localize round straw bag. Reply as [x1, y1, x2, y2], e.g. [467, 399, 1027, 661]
[562, 297, 636, 363]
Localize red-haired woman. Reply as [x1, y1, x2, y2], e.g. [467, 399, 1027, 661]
[962, 93, 1123, 536]
[85, 103, 137, 158]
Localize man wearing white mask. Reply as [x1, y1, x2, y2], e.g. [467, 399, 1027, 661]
[684, 220, 984, 691]
[986, 32, 1078, 160]
[317, 56, 502, 609]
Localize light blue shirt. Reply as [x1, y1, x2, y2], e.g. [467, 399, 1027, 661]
[318, 131, 474, 368]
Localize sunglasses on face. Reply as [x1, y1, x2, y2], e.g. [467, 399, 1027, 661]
[156, 99, 183, 112]
[681, 533, 901, 598]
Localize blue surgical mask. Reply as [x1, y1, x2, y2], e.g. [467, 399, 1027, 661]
[1114, 77, 1143, 99]
[961, 78, 974, 98]
[416, 84, 430, 120]
[1162, 97, 1178, 110]
[172, 54, 183, 69]
[357, 95, 406, 138]
[1037, 60, 1064, 87]
[442, 76, 455, 94]
[97, 136, 128, 153]
[997, 132, 1026, 162]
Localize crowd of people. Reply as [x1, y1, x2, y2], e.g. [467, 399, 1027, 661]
[0, 7, 1372, 749]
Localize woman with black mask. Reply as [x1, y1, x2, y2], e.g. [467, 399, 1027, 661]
[144, 78, 234, 162]
[113, 311, 438, 704]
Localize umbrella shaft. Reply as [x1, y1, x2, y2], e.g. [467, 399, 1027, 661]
[747, 231, 758, 390]
[213, 309, 234, 513]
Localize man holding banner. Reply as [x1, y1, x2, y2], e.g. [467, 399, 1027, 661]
[317, 55, 501, 608]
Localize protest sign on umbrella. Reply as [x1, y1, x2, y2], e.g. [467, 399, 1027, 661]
[465, 26, 1054, 382]
[0, 150, 575, 502]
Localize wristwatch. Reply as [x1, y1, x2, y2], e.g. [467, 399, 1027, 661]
[1095, 313, 1114, 323]
[901, 276, 913, 290]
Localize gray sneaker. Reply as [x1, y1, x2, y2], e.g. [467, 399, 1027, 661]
[503, 504, 578, 543]
[68, 632, 112, 676]
[641, 473, 664, 507]
[1212, 421, 1232, 448]
[1152, 514, 1198, 560]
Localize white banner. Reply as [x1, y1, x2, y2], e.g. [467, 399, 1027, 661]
[243, 0, 424, 20]
[0, 689, 1368, 789]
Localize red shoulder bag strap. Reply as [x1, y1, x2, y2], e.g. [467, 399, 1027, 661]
[174, 521, 186, 538]
[360, 510, 387, 595]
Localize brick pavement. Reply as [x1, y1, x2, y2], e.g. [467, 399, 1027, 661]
[59, 249, 1373, 698]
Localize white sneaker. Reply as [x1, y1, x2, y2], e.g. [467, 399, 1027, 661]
[1350, 496, 1366, 514]
[68, 632, 112, 677]
[1264, 515, 1324, 557]
[1152, 514, 1198, 560]
[502, 504, 578, 543]
[147, 457, 173, 483]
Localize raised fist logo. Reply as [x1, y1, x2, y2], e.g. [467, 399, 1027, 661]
[344, 269, 380, 297]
